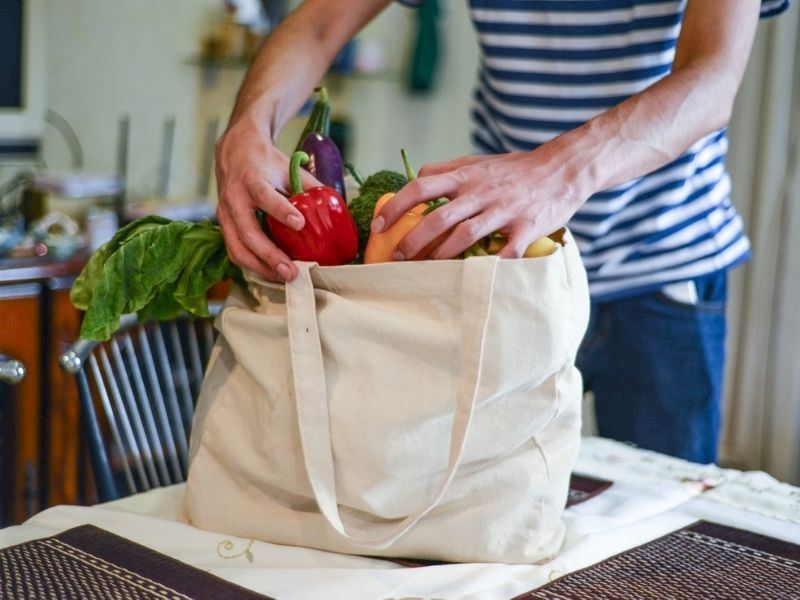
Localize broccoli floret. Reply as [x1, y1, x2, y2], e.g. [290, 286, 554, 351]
[360, 170, 407, 196]
[348, 170, 408, 259]
[349, 192, 381, 255]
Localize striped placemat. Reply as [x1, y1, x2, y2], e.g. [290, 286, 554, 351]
[516, 521, 800, 599]
[0, 524, 271, 599]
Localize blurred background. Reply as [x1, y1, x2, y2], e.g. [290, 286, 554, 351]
[0, 0, 798, 526]
[2, 0, 481, 204]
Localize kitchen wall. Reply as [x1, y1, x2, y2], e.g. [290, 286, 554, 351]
[44, 0, 225, 199]
[43, 0, 479, 201]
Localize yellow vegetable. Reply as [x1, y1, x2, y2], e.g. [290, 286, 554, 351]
[523, 236, 557, 258]
[484, 232, 558, 258]
[363, 193, 431, 264]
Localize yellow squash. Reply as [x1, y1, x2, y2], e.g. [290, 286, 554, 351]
[363, 193, 432, 264]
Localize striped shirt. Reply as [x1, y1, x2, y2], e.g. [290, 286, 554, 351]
[405, 0, 790, 300]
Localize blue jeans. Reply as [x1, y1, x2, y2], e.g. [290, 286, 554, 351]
[576, 271, 727, 464]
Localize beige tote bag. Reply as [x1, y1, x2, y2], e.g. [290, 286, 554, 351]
[184, 230, 589, 564]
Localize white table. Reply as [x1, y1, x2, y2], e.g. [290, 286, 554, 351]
[2, 437, 799, 599]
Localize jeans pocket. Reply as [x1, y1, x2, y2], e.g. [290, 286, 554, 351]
[653, 291, 726, 314]
[653, 272, 727, 314]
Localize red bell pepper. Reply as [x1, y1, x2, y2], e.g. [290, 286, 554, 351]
[267, 151, 359, 266]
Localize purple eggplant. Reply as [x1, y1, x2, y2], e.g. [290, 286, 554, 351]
[299, 131, 346, 199]
[294, 87, 346, 200]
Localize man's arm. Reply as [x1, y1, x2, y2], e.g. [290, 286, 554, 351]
[216, 0, 390, 281]
[379, 0, 762, 260]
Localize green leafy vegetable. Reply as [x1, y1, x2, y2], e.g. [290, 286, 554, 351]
[73, 217, 242, 341]
[173, 229, 230, 316]
[71, 215, 171, 310]
[137, 286, 187, 323]
[347, 169, 408, 256]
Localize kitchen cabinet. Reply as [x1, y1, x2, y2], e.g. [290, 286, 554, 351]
[0, 283, 42, 525]
[0, 253, 88, 524]
[0, 350, 27, 523]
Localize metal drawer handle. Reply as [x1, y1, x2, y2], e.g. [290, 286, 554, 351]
[0, 358, 26, 385]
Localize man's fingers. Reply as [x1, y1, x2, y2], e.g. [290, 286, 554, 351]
[268, 154, 322, 195]
[223, 196, 298, 281]
[217, 205, 278, 279]
[393, 195, 481, 260]
[299, 168, 324, 192]
[374, 174, 458, 232]
[224, 231, 283, 282]
[245, 181, 305, 231]
[430, 208, 509, 260]
[497, 224, 537, 259]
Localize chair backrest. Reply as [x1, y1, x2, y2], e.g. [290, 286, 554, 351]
[60, 304, 221, 502]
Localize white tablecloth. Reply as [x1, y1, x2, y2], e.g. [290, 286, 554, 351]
[2, 437, 799, 599]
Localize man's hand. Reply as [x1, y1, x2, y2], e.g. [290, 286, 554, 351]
[215, 114, 320, 282]
[374, 0, 761, 260]
[213, 0, 390, 281]
[373, 148, 587, 260]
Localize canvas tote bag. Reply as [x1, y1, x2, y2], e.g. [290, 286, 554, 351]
[184, 230, 590, 564]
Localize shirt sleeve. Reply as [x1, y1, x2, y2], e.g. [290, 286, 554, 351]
[761, 0, 791, 18]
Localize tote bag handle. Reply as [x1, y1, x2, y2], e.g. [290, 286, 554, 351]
[285, 258, 499, 549]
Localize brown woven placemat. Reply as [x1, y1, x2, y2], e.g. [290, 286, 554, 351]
[567, 473, 613, 508]
[515, 521, 800, 599]
[0, 524, 271, 599]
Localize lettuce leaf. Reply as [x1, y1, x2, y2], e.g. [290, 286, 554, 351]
[71, 215, 172, 310]
[74, 217, 242, 341]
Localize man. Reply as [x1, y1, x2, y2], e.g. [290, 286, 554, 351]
[214, 0, 790, 463]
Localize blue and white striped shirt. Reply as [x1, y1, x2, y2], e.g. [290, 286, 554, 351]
[406, 0, 790, 300]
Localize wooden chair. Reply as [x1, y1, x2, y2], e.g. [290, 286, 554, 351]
[60, 304, 222, 502]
